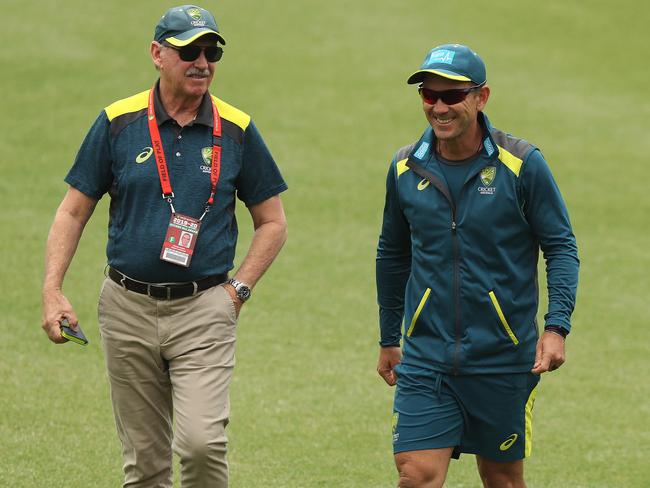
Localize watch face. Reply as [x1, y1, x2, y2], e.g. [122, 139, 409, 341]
[237, 285, 251, 301]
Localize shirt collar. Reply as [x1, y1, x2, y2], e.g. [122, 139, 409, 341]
[153, 80, 214, 127]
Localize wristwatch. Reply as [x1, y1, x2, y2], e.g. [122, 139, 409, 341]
[227, 278, 251, 302]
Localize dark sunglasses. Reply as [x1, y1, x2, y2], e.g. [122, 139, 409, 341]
[418, 84, 484, 105]
[163, 42, 223, 63]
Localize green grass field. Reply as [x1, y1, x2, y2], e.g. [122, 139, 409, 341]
[1, 1, 649, 486]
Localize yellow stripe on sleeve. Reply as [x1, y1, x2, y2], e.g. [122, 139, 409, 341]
[211, 96, 251, 131]
[396, 158, 409, 177]
[104, 90, 149, 121]
[496, 145, 523, 177]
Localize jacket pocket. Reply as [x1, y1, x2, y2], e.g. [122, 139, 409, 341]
[488, 291, 519, 345]
[406, 288, 431, 337]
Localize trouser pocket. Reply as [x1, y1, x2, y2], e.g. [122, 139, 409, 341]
[406, 288, 431, 337]
[488, 291, 519, 345]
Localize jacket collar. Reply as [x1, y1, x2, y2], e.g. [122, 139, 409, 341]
[409, 112, 499, 165]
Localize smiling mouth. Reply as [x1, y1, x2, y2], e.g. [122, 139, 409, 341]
[434, 117, 453, 125]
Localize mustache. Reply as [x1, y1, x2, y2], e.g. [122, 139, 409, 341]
[186, 67, 210, 77]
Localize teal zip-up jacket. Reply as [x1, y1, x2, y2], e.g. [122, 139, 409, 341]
[376, 113, 579, 374]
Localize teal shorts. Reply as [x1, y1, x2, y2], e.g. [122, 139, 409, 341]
[392, 364, 540, 461]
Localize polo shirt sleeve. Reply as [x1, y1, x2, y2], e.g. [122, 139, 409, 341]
[520, 149, 579, 333]
[236, 120, 287, 207]
[376, 159, 412, 347]
[64, 111, 114, 199]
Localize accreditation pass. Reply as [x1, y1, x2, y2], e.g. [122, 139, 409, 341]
[160, 213, 201, 267]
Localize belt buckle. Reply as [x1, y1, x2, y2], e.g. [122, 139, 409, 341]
[146, 283, 170, 300]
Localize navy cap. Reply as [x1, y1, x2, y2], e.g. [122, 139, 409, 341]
[407, 44, 486, 85]
[154, 5, 226, 46]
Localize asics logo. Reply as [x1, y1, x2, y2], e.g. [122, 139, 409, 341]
[417, 179, 430, 191]
[135, 147, 154, 164]
[499, 433, 518, 451]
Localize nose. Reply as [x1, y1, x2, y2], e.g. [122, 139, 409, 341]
[431, 98, 450, 113]
[194, 49, 209, 67]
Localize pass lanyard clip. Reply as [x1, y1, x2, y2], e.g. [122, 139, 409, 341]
[147, 87, 222, 219]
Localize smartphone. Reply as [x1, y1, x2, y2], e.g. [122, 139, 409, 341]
[60, 318, 89, 346]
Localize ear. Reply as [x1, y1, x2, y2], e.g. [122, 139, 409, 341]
[476, 85, 490, 111]
[150, 41, 163, 70]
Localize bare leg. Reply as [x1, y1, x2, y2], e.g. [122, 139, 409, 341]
[395, 448, 454, 488]
[476, 456, 526, 488]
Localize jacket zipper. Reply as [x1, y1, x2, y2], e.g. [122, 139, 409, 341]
[451, 210, 461, 374]
[406, 160, 463, 374]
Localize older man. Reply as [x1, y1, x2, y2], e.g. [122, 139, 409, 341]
[42, 5, 287, 487]
[376, 44, 579, 487]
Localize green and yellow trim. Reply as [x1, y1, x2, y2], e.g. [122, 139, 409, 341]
[165, 30, 225, 47]
[211, 96, 250, 131]
[488, 291, 519, 345]
[104, 90, 149, 121]
[406, 288, 431, 337]
[524, 384, 538, 457]
[409, 69, 471, 82]
[496, 145, 523, 177]
[396, 158, 409, 177]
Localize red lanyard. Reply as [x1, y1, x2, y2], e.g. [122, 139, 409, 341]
[147, 88, 222, 218]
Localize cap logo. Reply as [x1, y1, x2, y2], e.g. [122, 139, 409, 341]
[187, 8, 202, 20]
[428, 49, 455, 65]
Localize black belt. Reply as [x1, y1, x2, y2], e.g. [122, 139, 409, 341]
[108, 267, 227, 300]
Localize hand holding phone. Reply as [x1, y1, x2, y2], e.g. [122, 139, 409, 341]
[60, 318, 89, 346]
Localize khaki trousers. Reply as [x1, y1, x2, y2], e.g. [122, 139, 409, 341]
[98, 278, 237, 488]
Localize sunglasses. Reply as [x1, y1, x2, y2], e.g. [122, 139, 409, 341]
[163, 42, 223, 63]
[418, 84, 484, 105]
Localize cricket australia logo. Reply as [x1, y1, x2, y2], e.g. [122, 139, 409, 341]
[478, 166, 496, 195]
[392, 412, 400, 443]
[200, 147, 212, 173]
[187, 8, 202, 20]
[187, 7, 207, 26]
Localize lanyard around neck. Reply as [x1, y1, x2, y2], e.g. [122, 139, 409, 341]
[147, 88, 222, 218]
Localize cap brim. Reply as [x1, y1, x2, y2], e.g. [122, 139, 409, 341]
[166, 28, 226, 46]
[407, 69, 471, 85]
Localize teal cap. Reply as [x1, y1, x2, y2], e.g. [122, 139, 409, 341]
[154, 5, 226, 46]
[407, 44, 486, 85]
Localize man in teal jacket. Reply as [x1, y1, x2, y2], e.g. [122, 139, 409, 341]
[376, 44, 579, 487]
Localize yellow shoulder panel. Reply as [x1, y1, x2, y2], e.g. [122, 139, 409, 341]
[104, 90, 149, 122]
[396, 158, 410, 177]
[211, 96, 251, 131]
[496, 145, 523, 177]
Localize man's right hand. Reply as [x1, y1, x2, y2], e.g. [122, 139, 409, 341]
[42, 289, 77, 344]
[377, 346, 402, 386]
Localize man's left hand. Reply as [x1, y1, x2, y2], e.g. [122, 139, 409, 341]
[222, 284, 243, 317]
[531, 331, 566, 374]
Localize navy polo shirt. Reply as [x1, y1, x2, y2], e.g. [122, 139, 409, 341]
[66, 82, 287, 282]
